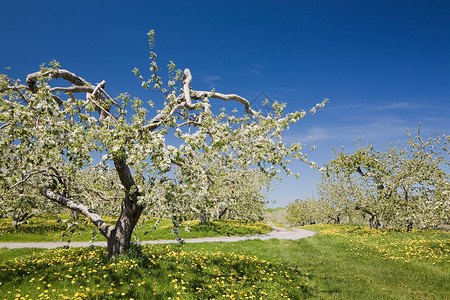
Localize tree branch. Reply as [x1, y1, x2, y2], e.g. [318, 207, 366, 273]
[9, 169, 50, 190]
[113, 157, 137, 193]
[2, 78, 30, 104]
[41, 189, 112, 238]
[86, 93, 118, 124]
[26, 69, 89, 93]
[49, 86, 94, 94]
[51, 94, 64, 106]
[142, 103, 186, 132]
[191, 90, 259, 116]
[182, 69, 193, 107]
[141, 68, 260, 133]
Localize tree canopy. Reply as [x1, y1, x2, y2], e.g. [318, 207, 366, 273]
[0, 31, 326, 257]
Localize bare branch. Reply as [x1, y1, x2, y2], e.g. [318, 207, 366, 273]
[141, 69, 256, 133]
[49, 86, 94, 94]
[92, 80, 106, 95]
[182, 69, 193, 107]
[98, 87, 120, 107]
[142, 103, 186, 132]
[42, 189, 113, 239]
[26, 69, 89, 93]
[176, 120, 202, 128]
[51, 94, 64, 106]
[86, 93, 118, 124]
[113, 157, 138, 193]
[191, 90, 260, 116]
[3, 78, 30, 104]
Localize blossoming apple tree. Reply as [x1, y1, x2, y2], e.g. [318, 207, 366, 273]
[325, 128, 449, 230]
[0, 31, 326, 257]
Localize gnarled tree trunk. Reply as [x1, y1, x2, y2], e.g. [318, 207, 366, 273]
[106, 205, 143, 258]
[41, 157, 145, 259]
[106, 157, 144, 258]
[355, 205, 379, 229]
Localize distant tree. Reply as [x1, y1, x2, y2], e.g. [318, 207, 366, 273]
[0, 183, 52, 229]
[0, 157, 62, 228]
[315, 172, 361, 224]
[326, 127, 449, 230]
[286, 172, 368, 227]
[286, 197, 322, 226]
[191, 164, 271, 223]
[0, 31, 326, 257]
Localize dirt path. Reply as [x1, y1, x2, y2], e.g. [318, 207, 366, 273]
[0, 221, 315, 249]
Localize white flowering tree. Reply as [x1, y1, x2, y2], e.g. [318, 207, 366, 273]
[0, 31, 326, 258]
[197, 167, 271, 222]
[287, 171, 373, 226]
[315, 172, 362, 224]
[286, 197, 322, 226]
[0, 180, 55, 228]
[326, 128, 449, 230]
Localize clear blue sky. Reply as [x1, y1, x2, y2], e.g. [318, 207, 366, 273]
[1, 0, 449, 207]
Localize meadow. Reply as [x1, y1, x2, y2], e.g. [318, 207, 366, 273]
[0, 222, 449, 299]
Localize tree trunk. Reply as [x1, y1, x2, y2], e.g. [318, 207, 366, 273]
[199, 212, 208, 224]
[70, 210, 79, 220]
[355, 205, 379, 229]
[217, 207, 228, 220]
[105, 190, 144, 258]
[12, 212, 33, 229]
[405, 220, 413, 232]
[106, 157, 145, 258]
[106, 210, 141, 258]
[41, 156, 144, 259]
[12, 218, 19, 229]
[44, 187, 143, 259]
[403, 188, 412, 231]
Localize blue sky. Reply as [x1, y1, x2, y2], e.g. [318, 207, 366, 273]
[1, 0, 449, 207]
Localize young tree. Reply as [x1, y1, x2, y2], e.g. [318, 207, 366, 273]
[0, 31, 326, 258]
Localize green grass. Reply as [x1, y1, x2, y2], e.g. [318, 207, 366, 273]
[0, 215, 271, 243]
[0, 245, 308, 299]
[0, 224, 449, 299]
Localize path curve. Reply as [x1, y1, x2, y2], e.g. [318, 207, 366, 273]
[0, 221, 315, 249]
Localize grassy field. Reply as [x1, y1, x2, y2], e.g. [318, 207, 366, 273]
[0, 224, 449, 299]
[0, 215, 271, 243]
